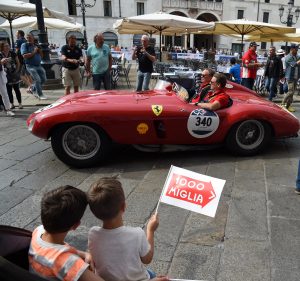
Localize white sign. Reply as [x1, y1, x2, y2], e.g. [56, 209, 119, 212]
[159, 166, 225, 217]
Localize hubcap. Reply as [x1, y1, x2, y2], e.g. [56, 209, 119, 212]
[236, 120, 265, 150]
[62, 125, 101, 160]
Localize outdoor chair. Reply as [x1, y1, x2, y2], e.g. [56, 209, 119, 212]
[111, 67, 120, 89]
[119, 63, 131, 88]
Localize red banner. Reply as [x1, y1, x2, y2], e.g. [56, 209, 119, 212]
[165, 173, 216, 208]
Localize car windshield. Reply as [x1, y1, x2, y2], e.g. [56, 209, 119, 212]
[154, 80, 189, 103]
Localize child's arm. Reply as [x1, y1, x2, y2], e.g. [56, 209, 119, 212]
[77, 250, 95, 272]
[141, 213, 159, 264]
[79, 268, 105, 281]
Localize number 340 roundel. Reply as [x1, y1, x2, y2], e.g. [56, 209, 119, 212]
[187, 109, 220, 138]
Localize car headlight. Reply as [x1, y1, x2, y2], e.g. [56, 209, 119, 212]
[28, 118, 36, 132]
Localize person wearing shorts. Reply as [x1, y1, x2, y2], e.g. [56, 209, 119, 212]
[61, 35, 83, 95]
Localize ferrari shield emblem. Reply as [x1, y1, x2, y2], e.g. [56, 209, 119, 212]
[151, 105, 163, 116]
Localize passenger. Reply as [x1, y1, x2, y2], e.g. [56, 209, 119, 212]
[191, 68, 215, 103]
[87, 177, 160, 281]
[193, 73, 231, 111]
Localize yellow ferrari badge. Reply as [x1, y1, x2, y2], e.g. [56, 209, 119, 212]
[151, 105, 163, 116]
[137, 123, 149, 134]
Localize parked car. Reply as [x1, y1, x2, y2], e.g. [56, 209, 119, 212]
[27, 80, 300, 168]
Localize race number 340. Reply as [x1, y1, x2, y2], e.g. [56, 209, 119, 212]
[187, 108, 220, 138]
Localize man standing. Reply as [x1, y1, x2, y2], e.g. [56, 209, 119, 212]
[21, 33, 47, 99]
[229, 57, 241, 84]
[15, 30, 33, 93]
[61, 35, 83, 95]
[282, 44, 300, 112]
[263, 46, 283, 101]
[85, 33, 112, 90]
[132, 35, 156, 91]
[241, 42, 263, 90]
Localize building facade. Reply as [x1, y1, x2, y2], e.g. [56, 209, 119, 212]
[2, 0, 300, 53]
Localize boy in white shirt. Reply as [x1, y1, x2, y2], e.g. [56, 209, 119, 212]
[87, 177, 159, 281]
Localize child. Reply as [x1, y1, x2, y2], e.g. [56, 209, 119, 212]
[28, 185, 105, 281]
[87, 177, 159, 281]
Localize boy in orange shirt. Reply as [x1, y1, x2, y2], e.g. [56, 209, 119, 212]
[28, 185, 105, 281]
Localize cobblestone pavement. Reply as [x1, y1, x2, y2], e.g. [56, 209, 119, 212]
[0, 82, 299, 281]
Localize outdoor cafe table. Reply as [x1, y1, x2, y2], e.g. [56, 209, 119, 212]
[169, 66, 190, 72]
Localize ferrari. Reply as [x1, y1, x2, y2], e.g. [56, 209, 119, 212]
[27, 81, 300, 168]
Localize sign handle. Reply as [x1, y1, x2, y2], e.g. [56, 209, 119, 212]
[155, 165, 174, 214]
[154, 199, 161, 214]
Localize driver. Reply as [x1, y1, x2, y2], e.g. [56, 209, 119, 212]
[193, 73, 231, 111]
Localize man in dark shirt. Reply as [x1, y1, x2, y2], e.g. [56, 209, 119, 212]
[61, 35, 83, 95]
[263, 46, 283, 101]
[132, 35, 156, 91]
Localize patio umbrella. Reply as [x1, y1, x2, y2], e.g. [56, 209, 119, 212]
[209, 19, 296, 51]
[0, 0, 74, 47]
[239, 29, 300, 43]
[114, 12, 214, 60]
[0, 16, 83, 32]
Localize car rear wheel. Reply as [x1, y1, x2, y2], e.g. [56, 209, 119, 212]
[51, 124, 111, 168]
[226, 120, 272, 156]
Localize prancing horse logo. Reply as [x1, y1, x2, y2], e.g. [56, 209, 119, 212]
[151, 105, 163, 116]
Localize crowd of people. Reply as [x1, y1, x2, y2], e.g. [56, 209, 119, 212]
[0, 31, 299, 117]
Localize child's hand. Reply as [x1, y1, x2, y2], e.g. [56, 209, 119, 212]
[84, 252, 95, 272]
[147, 213, 159, 233]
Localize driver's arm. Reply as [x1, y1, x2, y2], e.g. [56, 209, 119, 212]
[195, 101, 221, 111]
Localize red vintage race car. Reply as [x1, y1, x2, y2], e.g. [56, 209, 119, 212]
[27, 81, 299, 168]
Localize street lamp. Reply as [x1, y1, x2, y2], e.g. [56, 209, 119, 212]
[279, 1, 300, 52]
[279, 1, 300, 27]
[35, 0, 56, 79]
[76, 0, 96, 48]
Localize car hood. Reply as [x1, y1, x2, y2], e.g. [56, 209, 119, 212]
[54, 89, 181, 107]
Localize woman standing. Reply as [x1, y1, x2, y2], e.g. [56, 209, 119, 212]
[0, 43, 14, 116]
[0, 42, 23, 109]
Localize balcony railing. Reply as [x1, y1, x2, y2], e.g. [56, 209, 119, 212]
[162, 0, 223, 12]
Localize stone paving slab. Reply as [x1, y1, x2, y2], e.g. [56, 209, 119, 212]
[168, 243, 221, 281]
[226, 189, 268, 241]
[270, 217, 300, 271]
[218, 238, 270, 281]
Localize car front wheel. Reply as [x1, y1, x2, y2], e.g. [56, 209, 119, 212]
[226, 120, 272, 156]
[51, 124, 111, 168]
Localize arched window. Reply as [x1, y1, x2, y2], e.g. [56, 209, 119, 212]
[133, 34, 142, 47]
[103, 32, 118, 47]
[0, 30, 10, 45]
[65, 31, 84, 45]
[29, 30, 39, 43]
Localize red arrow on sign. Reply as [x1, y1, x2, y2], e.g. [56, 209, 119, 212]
[165, 173, 216, 208]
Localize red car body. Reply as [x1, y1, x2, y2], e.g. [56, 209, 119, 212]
[27, 82, 299, 167]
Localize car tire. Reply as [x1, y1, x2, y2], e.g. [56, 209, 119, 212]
[226, 120, 272, 156]
[51, 123, 111, 168]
